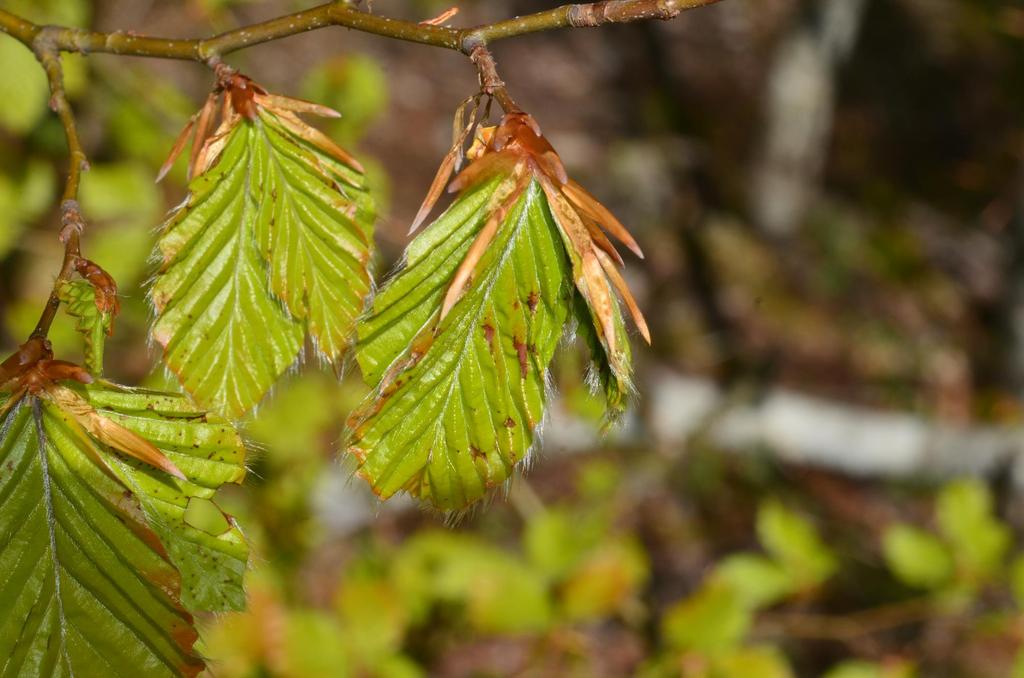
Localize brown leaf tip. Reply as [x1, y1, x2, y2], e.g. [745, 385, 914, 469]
[483, 112, 568, 188]
[75, 257, 121, 319]
[429, 108, 650, 353]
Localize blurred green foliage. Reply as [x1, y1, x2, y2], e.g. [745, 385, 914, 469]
[198, 458, 1024, 677]
[0, 160, 53, 258]
[201, 458, 654, 676]
[882, 524, 954, 590]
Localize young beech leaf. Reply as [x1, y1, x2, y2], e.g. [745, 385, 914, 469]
[151, 73, 374, 417]
[57, 279, 114, 375]
[0, 377, 248, 677]
[69, 382, 249, 612]
[350, 179, 572, 510]
[348, 112, 648, 510]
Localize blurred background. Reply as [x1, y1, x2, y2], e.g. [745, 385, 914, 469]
[2, 0, 1024, 675]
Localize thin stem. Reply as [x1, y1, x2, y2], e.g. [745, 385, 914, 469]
[756, 597, 939, 642]
[468, 43, 520, 114]
[472, 0, 721, 42]
[30, 33, 87, 339]
[0, 1, 721, 62]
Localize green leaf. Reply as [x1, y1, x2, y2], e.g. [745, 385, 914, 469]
[560, 536, 648, 621]
[662, 582, 752, 654]
[57, 280, 113, 374]
[84, 383, 247, 610]
[250, 109, 375, 361]
[712, 554, 796, 609]
[714, 646, 794, 678]
[61, 382, 249, 611]
[348, 112, 647, 509]
[756, 500, 837, 590]
[348, 179, 572, 509]
[283, 612, 353, 678]
[392, 532, 552, 634]
[523, 507, 606, 579]
[936, 478, 1010, 581]
[152, 107, 373, 417]
[578, 458, 623, 499]
[335, 575, 408, 663]
[0, 389, 213, 676]
[881, 523, 954, 590]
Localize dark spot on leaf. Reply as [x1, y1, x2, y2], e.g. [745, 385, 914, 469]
[470, 445, 485, 461]
[512, 337, 528, 378]
[482, 323, 495, 351]
[504, 417, 515, 428]
[527, 291, 539, 313]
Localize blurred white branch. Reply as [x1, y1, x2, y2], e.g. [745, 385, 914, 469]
[315, 366, 1024, 535]
[646, 370, 1024, 485]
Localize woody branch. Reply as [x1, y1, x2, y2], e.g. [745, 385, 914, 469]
[29, 30, 89, 340]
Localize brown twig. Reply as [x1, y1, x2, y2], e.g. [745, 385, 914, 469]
[755, 597, 940, 642]
[0, 1, 720, 62]
[29, 32, 89, 340]
[467, 42, 520, 114]
[480, 0, 716, 40]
